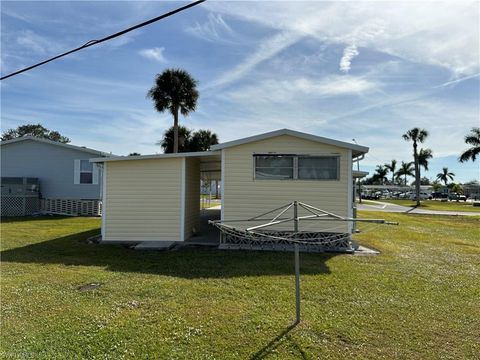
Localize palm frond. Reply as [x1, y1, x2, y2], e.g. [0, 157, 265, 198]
[459, 148, 479, 162]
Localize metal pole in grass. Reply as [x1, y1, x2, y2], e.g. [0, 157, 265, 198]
[294, 201, 301, 324]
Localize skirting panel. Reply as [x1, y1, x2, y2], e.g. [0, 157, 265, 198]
[1, 196, 39, 217]
[41, 199, 102, 216]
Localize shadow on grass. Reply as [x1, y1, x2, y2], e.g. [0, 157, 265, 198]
[251, 322, 308, 360]
[0, 215, 76, 223]
[1, 229, 335, 279]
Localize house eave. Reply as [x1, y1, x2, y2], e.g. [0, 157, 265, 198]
[0, 136, 109, 156]
[90, 150, 221, 163]
[210, 128, 369, 156]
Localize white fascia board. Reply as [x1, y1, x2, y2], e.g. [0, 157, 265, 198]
[180, 158, 186, 241]
[90, 150, 220, 163]
[0, 136, 108, 156]
[221, 149, 225, 222]
[210, 128, 369, 156]
[347, 150, 353, 234]
[101, 162, 107, 240]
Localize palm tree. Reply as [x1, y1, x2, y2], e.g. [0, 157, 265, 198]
[189, 129, 219, 152]
[158, 126, 219, 154]
[436, 167, 455, 186]
[147, 69, 199, 153]
[373, 165, 388, 184]
[431, 180, 442, 193]
[384, 159, 397, 184]
[418, 148, 433, 171]
[395, 161, 415, 186]
[403, 128, 429, 206]
[157, 125, 192, 153]
[459, 127, 480, 163]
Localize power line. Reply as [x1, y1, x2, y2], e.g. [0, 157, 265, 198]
[0, 0, 206, 80]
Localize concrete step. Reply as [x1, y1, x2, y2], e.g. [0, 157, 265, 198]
[133, 241, 177, 251]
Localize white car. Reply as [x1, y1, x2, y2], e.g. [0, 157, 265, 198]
[399, 192, 411, 199]
[409, 192, 432, 200]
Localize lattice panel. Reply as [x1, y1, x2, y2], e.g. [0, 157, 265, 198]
[41, 199, 102, 216]
[25, 198, 39, 215]
[1, 196, 39, 217]
[218, 228, 352, 253]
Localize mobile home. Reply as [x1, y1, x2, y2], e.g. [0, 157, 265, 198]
[92, 129, 368, 246]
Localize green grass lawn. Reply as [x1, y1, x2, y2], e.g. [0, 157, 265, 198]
[200, 194, 221, 209]
[1, 213, 479, 359]
[365, 199, 480, 212]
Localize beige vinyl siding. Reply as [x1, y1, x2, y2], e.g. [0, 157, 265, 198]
[104, 158, 182, 241]
[223, 135, 350, 232]
[184, 157, 200, 240]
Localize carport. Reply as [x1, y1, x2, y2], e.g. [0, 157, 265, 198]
[92, 151, 221, 244]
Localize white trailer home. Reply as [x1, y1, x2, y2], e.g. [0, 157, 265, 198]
[91, 129, 368, 248]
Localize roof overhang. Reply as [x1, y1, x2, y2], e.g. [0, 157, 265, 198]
[353, 170, 369, 178]
[91, 150, 221, 163]
[0, 136, 109, 156]
[210, 128, 369, 157]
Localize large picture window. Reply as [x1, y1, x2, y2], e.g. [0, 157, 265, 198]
[254, 154, 339, 180]
[254, 155, 294, 179]
[298, 156, 339, 180]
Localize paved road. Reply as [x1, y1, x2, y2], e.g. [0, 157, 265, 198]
[357, 201, 480, 216]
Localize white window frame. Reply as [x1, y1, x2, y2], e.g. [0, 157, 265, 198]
[74, 159, 99, 185]
[253, 154, 340, 181]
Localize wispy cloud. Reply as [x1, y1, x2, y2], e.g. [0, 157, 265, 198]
[15, 30, 62, 55]
[434, 73, 480, 88]
[205, 31, 302, 89]
[185, 13, 238, 44]
[206, 2, 479, 76]
[226, 75, 378, 103]
[138, 47, 167, 63]
[339, 45, 359, 73]
[314, 75, 377, 95]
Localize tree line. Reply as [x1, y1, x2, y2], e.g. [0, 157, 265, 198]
[363, 127, 479, 204]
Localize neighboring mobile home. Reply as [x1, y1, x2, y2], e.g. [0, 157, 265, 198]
[1, 136, 108, 216]
[92, 129, 369, 246]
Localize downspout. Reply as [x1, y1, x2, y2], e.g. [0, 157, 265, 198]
[352, 154, 365, 204]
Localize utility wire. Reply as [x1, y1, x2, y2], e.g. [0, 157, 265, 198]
[1, 0, 206, 80]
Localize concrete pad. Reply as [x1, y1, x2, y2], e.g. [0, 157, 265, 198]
[354, 245, 380, 256]
[133, 241, 177, 251]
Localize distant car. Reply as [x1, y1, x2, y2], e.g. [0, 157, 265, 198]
[431, 192, 445, 199]
[362, 193, 380, 200]
[400, 192, 412, 199]
[448, 193, 466, 201]
[392, 191, 402, 199]
[409, 192, 433, 200]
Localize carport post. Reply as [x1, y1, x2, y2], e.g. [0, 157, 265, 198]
[294, 201, 301, 324]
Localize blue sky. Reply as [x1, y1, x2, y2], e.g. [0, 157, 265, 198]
[1, 1, 479, 183]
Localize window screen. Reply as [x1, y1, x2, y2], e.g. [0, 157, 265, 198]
[80, 172, 93, 184]
[255, 156, 294, 179]
[298, 156, 339, 180]
[80, 160, 93, 172]
[254, 154, 340, 180]
[80, 160, 93, 184]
